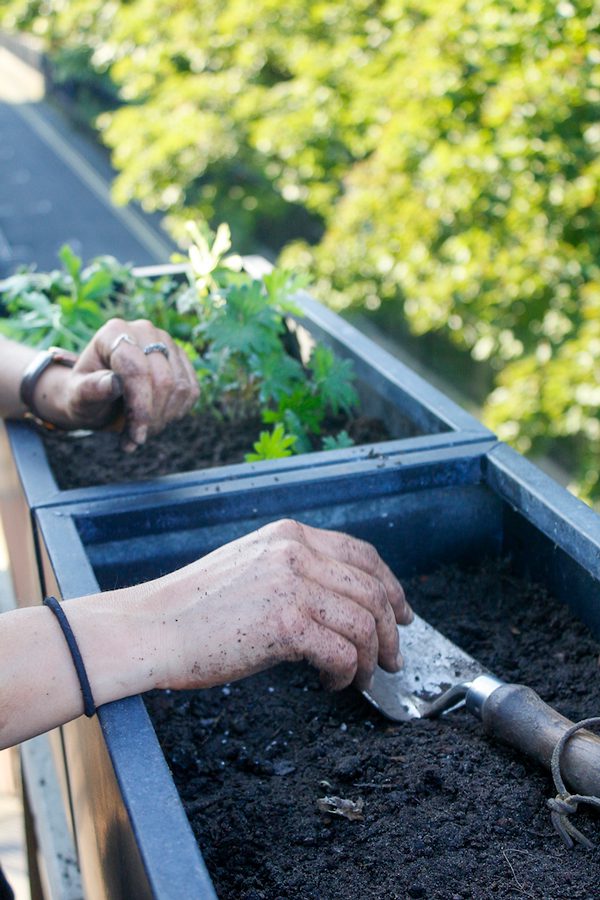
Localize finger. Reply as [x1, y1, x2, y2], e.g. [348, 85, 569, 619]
[74, 370, 122, 406]
[83, 320, 176, 443]
[78, 319, 153, 445]
[296, 618, 359, 692]
[177, 343, 200, 394]
[111, 355, 154, 447]
[258, 519, 411, 625]
[65, 370, 123, 429]
[77, 318, 140, 371]
[134, 326, 177, 431]
[158, 340, 200, 424]
[293, 543, 401, 673]
[76, 319, 197, 443]
[125, 327, 199, 434]
[297, 521, 412, 624]
[307, 589, 379, 690]
[110, 325, 180, 443]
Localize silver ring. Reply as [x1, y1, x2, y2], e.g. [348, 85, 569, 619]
[109, 333, 139, 357]
[143, 341, 170, 359]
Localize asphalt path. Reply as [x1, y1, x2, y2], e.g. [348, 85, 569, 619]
[0, 44, 175, 277]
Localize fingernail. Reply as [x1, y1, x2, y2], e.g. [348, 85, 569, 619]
[99, 372, 114, 396]
[132, 425, 147, 445]
[109, 372, 123, 400]
[122, 439, 138, 453]
[100, 372, 121, 400]
[406, 603, 415, 623]
[366, 674, 374, 693]
[395, 651, 404, 671]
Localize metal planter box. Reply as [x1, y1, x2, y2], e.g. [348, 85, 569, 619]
[31, 439, 600, 898]
[3, 287, 489, 517]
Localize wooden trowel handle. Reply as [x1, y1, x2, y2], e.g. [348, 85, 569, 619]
[480, 683, 600, 798]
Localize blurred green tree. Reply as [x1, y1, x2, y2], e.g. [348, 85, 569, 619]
[2, 0, 599, 501]
[282, 0, 600, 503]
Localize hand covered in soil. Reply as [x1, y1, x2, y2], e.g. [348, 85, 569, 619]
[141, 519, 413, 693]
[33, 318, 200, 450]
[0, 519, 412, 748]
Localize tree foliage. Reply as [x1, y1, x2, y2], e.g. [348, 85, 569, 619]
[2, 0, 600, 501]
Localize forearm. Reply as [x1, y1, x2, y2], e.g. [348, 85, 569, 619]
[0, 585, 163, 749]
[0, 338, 38, 419]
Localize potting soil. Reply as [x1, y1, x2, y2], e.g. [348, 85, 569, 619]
[41, 412, 391, 488]
[145, 560, 600, 900]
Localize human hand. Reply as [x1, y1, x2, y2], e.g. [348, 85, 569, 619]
[34, 318, 200, 450]
[0, 519, 411, 748]
[142, 519, 413, 694]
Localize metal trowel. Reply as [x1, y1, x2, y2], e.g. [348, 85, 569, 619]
[363, 614, 600, 801]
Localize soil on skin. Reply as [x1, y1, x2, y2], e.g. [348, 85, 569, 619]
[41, 412, 390, 489]
[145, 561, 600, 900]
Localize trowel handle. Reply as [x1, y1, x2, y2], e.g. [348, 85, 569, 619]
[480, 683, 600, 798]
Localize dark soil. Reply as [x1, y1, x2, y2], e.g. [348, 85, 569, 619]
[145, 561, 600, 900]
[40, 412, 390, 489]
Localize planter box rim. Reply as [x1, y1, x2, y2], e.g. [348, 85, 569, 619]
[7, 419, 495, 511]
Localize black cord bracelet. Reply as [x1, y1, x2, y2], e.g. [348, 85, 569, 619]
[43, 596, 96, 718]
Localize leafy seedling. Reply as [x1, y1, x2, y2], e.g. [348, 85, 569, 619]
[245, 424, 297, 462]
[1, 218, 360, 462]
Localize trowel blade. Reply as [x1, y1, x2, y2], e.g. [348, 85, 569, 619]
[362, 613, 486, 721]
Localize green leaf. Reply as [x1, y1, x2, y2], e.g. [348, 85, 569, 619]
[206, 281, 282, 356]
[309, 345, 358, 415]
[262, 268, 306, 315]
[322, 430, 354, 451]
[58, 244, 82, 283]
[245, 424, 297, 462]
[80, 268, 115, 301]
[265, 385, 325, 436]
[255, 351, 304, 403]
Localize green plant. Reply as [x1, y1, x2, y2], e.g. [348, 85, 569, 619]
[0, 245, 120, 349]
[321, 430, 353, 452]
[173, 221, 358, 452]
[0, 244, 182, 349]
[245, 424, 297, 462]
[0, 221, 358, 461]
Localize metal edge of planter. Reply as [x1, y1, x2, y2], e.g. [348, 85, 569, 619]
[52, 439, 499, 550]
[485, 443, 600, 572]
[4, 420, 493, 512]
[484, 443, 600, 636]
[48, 438, 600, 632]
[43, 440, 502, 626]
[35, 517, 217, 900]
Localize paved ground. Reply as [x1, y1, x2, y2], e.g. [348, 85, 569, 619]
[0, 43, 174, 277]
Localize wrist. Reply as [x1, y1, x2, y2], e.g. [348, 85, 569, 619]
[31, 362, 75, 429]
[20, 347, 78, 429]
[64, 585, 166, 707]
